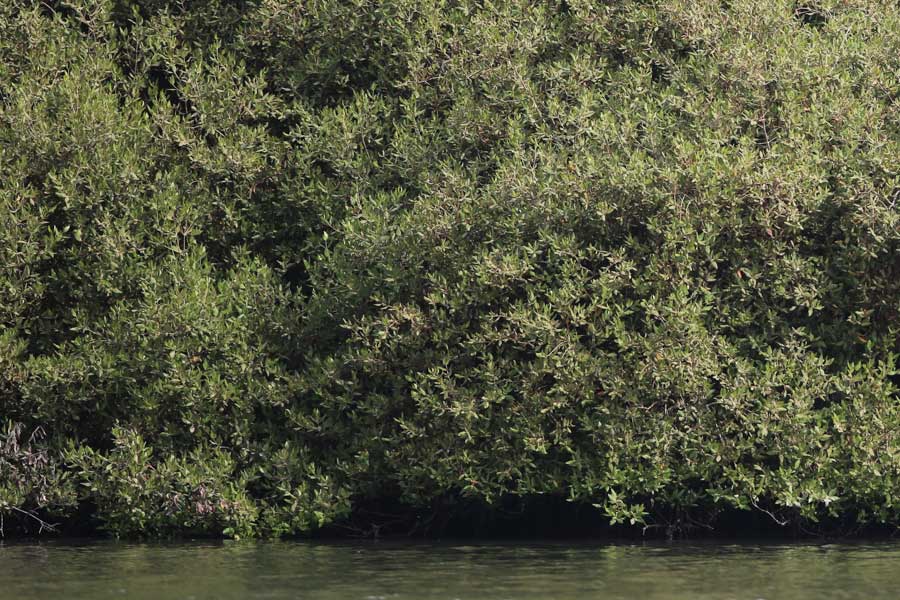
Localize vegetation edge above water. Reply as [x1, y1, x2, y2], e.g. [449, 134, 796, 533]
[1, 0, 898, 539]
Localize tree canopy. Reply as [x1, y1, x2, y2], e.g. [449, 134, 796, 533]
[1, 0, 898, 537]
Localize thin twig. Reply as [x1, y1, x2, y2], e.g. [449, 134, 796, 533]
[8, 507, 59, 534]
[751, 500, 789, 527]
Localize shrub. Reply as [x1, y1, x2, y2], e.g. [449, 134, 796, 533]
[66, 427, 258, 538]
[0, 0, 898, 537]
[0, 421, 76, 534]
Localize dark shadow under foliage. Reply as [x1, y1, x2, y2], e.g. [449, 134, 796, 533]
[1, 0, 899, 539]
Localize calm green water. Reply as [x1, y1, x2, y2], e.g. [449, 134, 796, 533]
[1, 540, 898, 599]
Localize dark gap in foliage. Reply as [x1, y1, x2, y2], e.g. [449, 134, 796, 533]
[318, 492, 889, 541]
[145, 65, 191, 117]
[279, 260, 311, 297]
[794, 4, 829, 28]
[650, 61, 670, 85]
[109, 0, 147, 30]
[262, 113, 302, 141]
[38, 1, 89, 36]
[320, 494, 614, 539]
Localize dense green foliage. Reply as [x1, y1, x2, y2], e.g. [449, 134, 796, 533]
[1, 0, 898, 538]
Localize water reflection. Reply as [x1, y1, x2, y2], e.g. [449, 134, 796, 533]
[1, 539, 898, 599]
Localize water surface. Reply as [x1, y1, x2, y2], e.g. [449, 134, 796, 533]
[1, 539, 898, 599]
